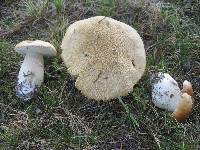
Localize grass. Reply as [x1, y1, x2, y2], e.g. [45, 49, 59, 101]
[24, 0, 49, 19]
[0, 0, 200, 149]
[53, 0, 64, 13]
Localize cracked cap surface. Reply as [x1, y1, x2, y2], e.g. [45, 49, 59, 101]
[61, 16, 146, 100]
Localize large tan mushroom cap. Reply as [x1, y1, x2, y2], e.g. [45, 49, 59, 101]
[61, 16, 146, 100]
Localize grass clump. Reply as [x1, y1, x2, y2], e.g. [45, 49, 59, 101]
[53, 0, 64, 13]
[24, 0, 49, 19]
[0, 127, 20, 148]
[98, 0, 116, 16]
[49, 16, 68, 50]
[84, 0, 94, 6]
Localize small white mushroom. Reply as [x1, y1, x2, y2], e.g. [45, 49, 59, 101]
[15, 40, 57, 101]
[151, 72, 194, 122]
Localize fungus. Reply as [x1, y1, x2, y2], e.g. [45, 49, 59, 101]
[172, 93, 193, 122]
[151, 72, 194, 122]
[182, 80, 193, 96]
[15, 40, 57, 101]
[61, 16, 146, 101]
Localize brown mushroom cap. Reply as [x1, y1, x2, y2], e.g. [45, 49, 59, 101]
[181, 80, 193, 96]
[172, 93, 193, 122]
[61, 16, 146, 100]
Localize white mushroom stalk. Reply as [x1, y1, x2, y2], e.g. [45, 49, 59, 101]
[151, 72, 194, 122]
[15, 40, 57, 101]
[16, 53, 44, 100]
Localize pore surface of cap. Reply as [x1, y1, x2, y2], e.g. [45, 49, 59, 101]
[15, 40, 57, 56]
[61, 16, 146, 100]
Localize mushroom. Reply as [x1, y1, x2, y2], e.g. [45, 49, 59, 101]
[15, 40, 57, 101]
[182, 80, 193, 96]
[172, 93, 193, 122]
[151, 72, 194, 122]
[61, 16, 146, 127]
[61, 16, 146, 101]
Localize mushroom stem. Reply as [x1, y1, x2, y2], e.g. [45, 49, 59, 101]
[118, 97, 139, 127]
[16, 53, 44, 100]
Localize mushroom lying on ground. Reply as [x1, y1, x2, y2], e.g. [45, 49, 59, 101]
[61, 16, 146, 127]
[151, 72, 194, 122]
[61, 16, 146, 101]
[15, 40, 57, 101]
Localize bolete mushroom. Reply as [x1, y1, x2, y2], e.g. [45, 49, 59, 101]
[15, 40, 57, 101]
[151, 73, 194, 122]
[61, 16, 146, 101]
[182, 80, 193, 96]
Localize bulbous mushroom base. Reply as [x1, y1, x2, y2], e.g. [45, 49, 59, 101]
[16, 72, 40, 101]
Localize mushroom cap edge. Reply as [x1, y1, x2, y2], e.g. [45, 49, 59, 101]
[15, 40, 57, 57]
